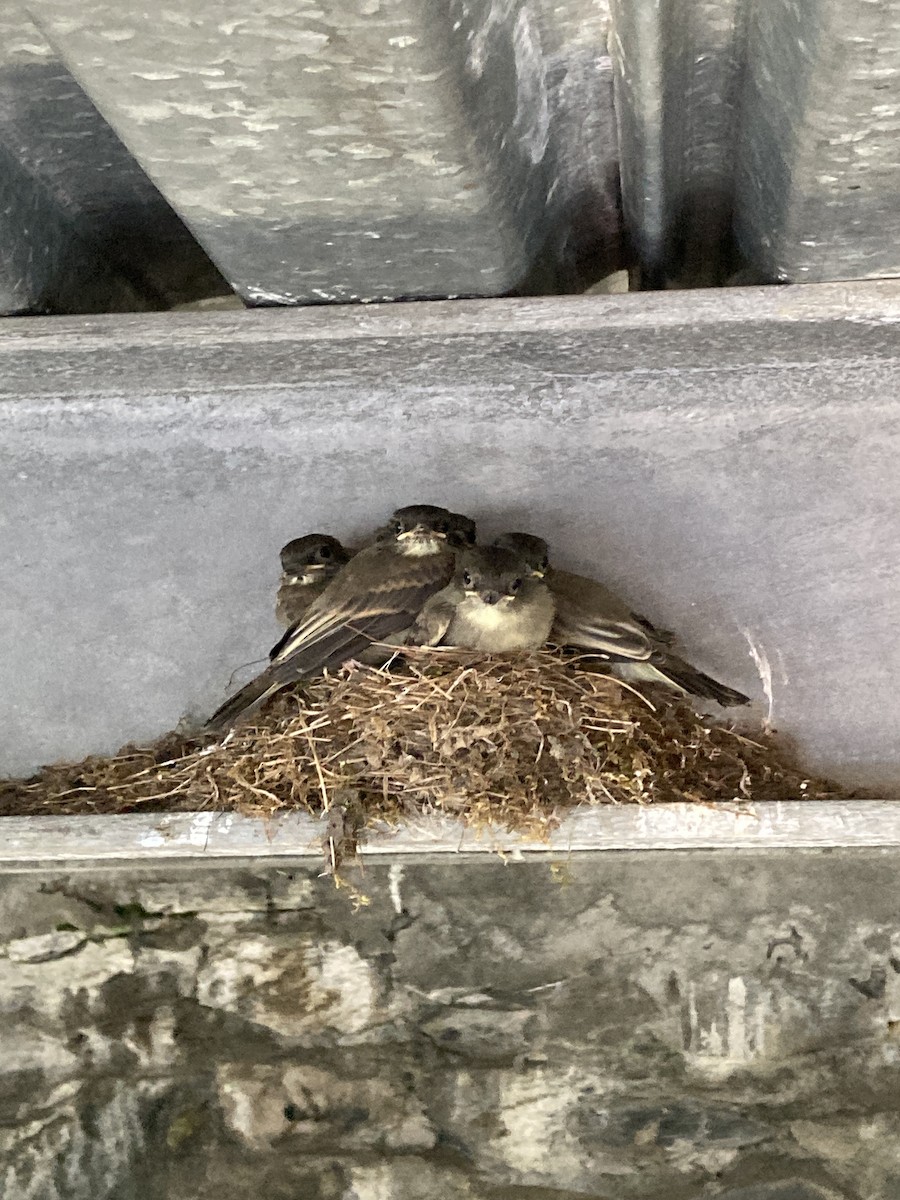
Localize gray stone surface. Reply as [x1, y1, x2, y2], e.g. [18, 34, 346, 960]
[1, 849, 899, 1197]
[2, 283, 900, 791]
[26, 0, 620, 304]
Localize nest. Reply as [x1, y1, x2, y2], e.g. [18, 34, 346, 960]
[1, 650, 840, 866]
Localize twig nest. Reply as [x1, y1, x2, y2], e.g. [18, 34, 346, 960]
[1, 651, 837, 838]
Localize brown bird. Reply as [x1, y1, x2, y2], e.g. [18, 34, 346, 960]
[410, 545, 555, 651]
[207, 505, 476, 730]
[494, 532, 749, 707]
[275, 534, 352, 630]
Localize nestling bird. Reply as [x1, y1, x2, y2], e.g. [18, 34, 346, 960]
[409, 545, 555, 651]
[493, 532, 749, 706]
[207, 505, 476, 730]
[275, 534, 352, 630]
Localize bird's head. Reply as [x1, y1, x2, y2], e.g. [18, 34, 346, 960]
[491, 532, 550, 578]
[456, 546, 527, 607]
[279, 534, 351, 584]
[382, 505, 477, 556]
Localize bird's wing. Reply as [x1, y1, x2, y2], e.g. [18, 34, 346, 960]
[622, 652, 750, 707]
[270, 613, 301, 659]
[269, 547, 452, 671]
[407, 586, 459, 646]
[632, 612, 676, 645]
[208, 548, 453, 731]
[549, 569, 653, 661]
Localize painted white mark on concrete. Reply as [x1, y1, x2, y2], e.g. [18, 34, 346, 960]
[704, 1018, 723, 1056]
[754, 992, 767, 1056]
[221, 1080, 256, 1141]
[317, 943, 376, 1033]
[686, 975, 770, 1077]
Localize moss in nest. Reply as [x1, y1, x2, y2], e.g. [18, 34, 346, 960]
[0, 649, 842, 854]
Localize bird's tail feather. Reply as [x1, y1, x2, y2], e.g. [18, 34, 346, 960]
[205, 673, 285, 732]
[619, 653, 750, 707]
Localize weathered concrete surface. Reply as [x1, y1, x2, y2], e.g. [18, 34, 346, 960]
[2, 283, 900, 790]
[609, 0, 900, 285]
[736, 0, 900, 284]
[1, 850, 900, 1197]
[0, 6, 229, 313]
[26, 0, 620, 303]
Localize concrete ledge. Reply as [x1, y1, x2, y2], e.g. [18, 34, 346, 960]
[0, 801, 898, 866]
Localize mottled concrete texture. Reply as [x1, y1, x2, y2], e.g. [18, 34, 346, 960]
[2, 284, 900, 790]
[0, 6, 228, 314]
[736, 0, 900, 283]
[610, 0, 900, 284]
[2, 850, 900, 1197]
[26, 0, 619, 302]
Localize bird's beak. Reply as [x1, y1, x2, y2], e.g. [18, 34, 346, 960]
[303, 563, 327, 574]
[531, 569, 546, 579]
[480, 590, 501, 606]
[398, 524, 446, 541]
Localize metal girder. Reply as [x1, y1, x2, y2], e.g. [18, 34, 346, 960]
[0, 7, 231, 313]
[736, 0, 900, 283]
[610, 0, 900, 286]
[24, 0, 621, 304]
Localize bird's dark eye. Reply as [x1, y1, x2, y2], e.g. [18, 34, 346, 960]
[435, 520, 448, 533]
[540, 558, 549, 572]
[394, 521, 404, 535]
[462, 571, 472, 588]
[510, 578, 522, 592]
[319, 544, 332, 560]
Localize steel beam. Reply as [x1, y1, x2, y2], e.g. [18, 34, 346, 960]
[0, 7, 230, 313]
[25, 0, 621, 304]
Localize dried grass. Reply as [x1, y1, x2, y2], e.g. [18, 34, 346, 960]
[0, 649, 841, 863]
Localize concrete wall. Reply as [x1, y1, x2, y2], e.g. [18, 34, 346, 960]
[2, 849, 899, 1199]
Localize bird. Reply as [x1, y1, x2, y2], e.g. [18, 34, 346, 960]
[409, 545, 555, 651]
[275, 534, 352, 630]
[493, 532, 749, 707]
[207, 505, 476, 730]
